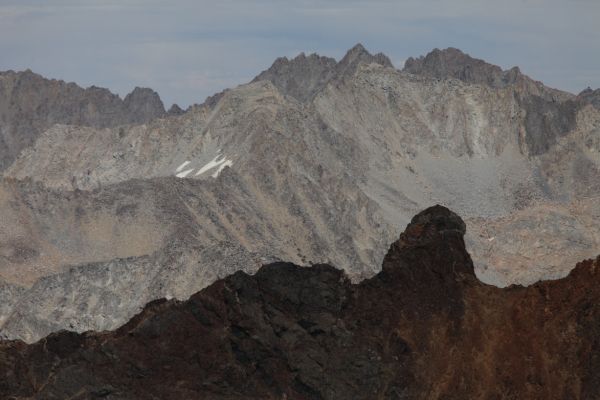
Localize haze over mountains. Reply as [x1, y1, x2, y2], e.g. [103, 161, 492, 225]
[0, 44, 599, 343]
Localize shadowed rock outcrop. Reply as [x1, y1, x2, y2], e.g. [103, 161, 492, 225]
[0, 70, 166, 170]
[519, 94, 580, 155]
[2, 206, 600, 399]
[403, 47, 522, 88]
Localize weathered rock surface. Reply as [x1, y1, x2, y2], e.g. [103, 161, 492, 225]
[0, 70, 166, 170]
[1, 45, 599, 342]
[2, 206, 600, 399]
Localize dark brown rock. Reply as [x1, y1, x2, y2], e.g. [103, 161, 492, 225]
[1, 206, 600, 399]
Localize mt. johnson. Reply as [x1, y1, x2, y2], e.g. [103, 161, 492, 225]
[0, 44, 599, 343]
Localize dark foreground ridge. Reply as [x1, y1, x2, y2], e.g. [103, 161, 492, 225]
[2, 205, 600, 399]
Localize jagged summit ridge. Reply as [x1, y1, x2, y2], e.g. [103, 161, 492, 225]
[252, 43, 393, 101]
[0, 69, 168, 170]
[403, 47, 574, 101]
[336, 43, 393, 72]
[403, 47, 522, 88]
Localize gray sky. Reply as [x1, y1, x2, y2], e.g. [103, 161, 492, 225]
[1, 0, 599, 107]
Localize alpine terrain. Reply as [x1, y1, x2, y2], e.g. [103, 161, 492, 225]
[0, 44, 599, 343]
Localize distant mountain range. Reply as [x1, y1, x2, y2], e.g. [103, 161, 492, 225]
[0, 44, 599, 343]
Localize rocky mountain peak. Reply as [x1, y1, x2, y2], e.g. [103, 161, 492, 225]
[252, 43, 393, 101]
[0, 70, 167, 170]
[399, 204, 467, 248]
[337, 42, 393, 72]
[251, 51, 337, 101]
[382, 205, 475, 284]
[403, 47, 521, 88]
[167, 103, 185, 115]
[123, 86, 166, 122]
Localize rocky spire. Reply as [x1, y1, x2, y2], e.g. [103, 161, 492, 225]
[123, 87, 166, 123]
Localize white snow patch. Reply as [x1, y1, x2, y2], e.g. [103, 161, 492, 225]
[195, 155, 226, 176]
[175, 168, 194, 178]
[212, 159, 233, 178]
[488, 237, 495, 242]
[175, 160, 191, 172]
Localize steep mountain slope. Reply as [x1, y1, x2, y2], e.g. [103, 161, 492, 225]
[1, 45, 599, 342]
[2, 206, 600, 399]
[0, 70, 168, 170]
[0, 166, 390, 342]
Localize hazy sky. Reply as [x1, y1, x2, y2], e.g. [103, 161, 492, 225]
[1, 0, 599, 107]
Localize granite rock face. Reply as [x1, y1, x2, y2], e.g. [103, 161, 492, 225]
[0, 70, 166, 170]
[2, 206, 600, 399]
